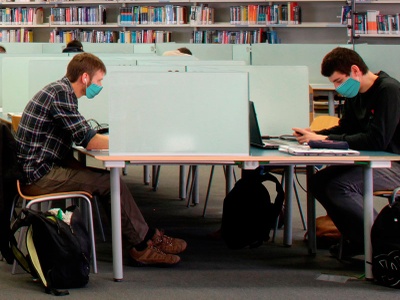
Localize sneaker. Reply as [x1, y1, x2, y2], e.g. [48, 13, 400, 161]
[129, 242, 180, 267]
[329, 240, 364, 260]
[151, 229, 187, 255]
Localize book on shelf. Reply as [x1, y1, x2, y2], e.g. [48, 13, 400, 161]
[165, 5, 175, 25]
[376, 14, 399, 35]
[267, 30, 279, 44]
[0, 7, 43, 25]
[341, 5, 351, 25]
[354, 12, 367, 34]
[367, 10, 379, 34]
[192, 29, 267, 44]
[140, 6, 148, 25]
[230, 3, 300, 26]
[51, 6, 106, 26]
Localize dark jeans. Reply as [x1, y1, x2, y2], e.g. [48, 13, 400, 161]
[311, 162, 400, 248]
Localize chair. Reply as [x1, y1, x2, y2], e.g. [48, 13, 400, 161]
[309, 115, 340, 132]
[11, 180, 98, 274]
[10, 113, 106, 242]
[5, 119, 99, 274]
[11, 115, 22, 133]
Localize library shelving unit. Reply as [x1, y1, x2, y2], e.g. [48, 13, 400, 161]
[0, 0, 349, 44]
[350, 0, 400, 45]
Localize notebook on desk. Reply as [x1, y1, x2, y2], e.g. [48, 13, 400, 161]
[249, 101, 297, 149]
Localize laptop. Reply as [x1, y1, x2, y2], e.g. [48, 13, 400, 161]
[249, 101, 297, 149]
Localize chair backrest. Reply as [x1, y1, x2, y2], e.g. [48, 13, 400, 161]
[11, 115, 22, 133]
[310, 115, 340, 132]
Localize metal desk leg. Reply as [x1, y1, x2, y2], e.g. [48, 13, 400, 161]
[192, 165, 199, 205]
[306, 166, 316, 255]
[283, 165, 294, 246]
[143, 165, 150, 185]
[363, 164, 374, 280]
[179, 165, 186, 200]
[225, 165, 235, 194]
[110, 166, 123, 282]
[328, 91, 335, 116]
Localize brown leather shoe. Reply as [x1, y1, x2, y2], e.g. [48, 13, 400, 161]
[129, 242, 180, 267]
[151, 229, 187, 255]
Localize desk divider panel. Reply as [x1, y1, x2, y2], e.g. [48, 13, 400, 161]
[137, 59, 246, 67]
[42, 43, 65, 54]
[133, 44, 156, 54]
[108, 72, 249, 156]
[187, 65, 309, 136]
[26, 57, 140, 124]
[1, 43, 43, 54]
[155, 43, 236, 61]
[251, 44, 350, 84]
[82, 42, 135, 54]
[3, 57, 145, 122]
[356, 44, 400, 82]
[80, 65, 187, 123]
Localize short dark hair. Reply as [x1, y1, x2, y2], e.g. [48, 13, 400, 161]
[0, 45, 6, 53]
[321, 47, 369, 77]
[62, 40, 84, 53]
[177, 47, 192, 55]
[66, 53, 106, 83]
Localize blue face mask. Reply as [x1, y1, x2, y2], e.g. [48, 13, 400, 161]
[86, 83, 103, 99]
[335, 77, 360, 98]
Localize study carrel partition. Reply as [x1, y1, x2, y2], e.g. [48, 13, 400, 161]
[251, 44, 351, 84]
[186, 65, 309, 136]
[107, 72, 249, 156]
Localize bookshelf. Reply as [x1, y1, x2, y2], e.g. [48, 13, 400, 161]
[350, 0, 400, 45]
[0, 0, 349, 44]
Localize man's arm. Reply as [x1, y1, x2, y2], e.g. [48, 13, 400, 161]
[86, 134, 109, 150]
[292, 127, 328, 144]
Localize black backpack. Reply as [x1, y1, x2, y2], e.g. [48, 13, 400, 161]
[221, 167, 285, 249]
[10, 206, 91, 295]
[371, 198, 400, 288]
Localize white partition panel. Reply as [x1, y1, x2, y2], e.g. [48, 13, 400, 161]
[82, 42, 135, 54]
[356, 44, 400, 82]
[251, 44, 350, 84]
[155, 43, 236, 61]
[187, 65, 309, 136]
[108, 72, 249, 156]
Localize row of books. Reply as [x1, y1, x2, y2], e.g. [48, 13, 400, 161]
[49, 29, 172, 44]
[0, 28, 33, 42]
[354, 10, 400, 34]
[50, 6, 106, 25]
[50, 29, 117, 43]
[230, 3, 301, 25]
[189, 5, 214, 25]
[119, 30, 171, 43]
[192, 29, 279, 44]
[0, 7, 43, 25]
[119, 5, 186, 25]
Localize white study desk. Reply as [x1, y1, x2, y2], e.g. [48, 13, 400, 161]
[83, 148, 400, 282]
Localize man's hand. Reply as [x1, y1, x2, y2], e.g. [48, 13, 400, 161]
[292, 127, 328, 144]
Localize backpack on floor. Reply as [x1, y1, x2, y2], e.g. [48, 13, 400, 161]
[10, 206, 91, 296]
[221, 167, 285, 249]
[371, 199, 400, 288]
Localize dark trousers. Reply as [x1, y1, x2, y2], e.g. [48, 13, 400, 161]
[311, 162, 400, 248]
